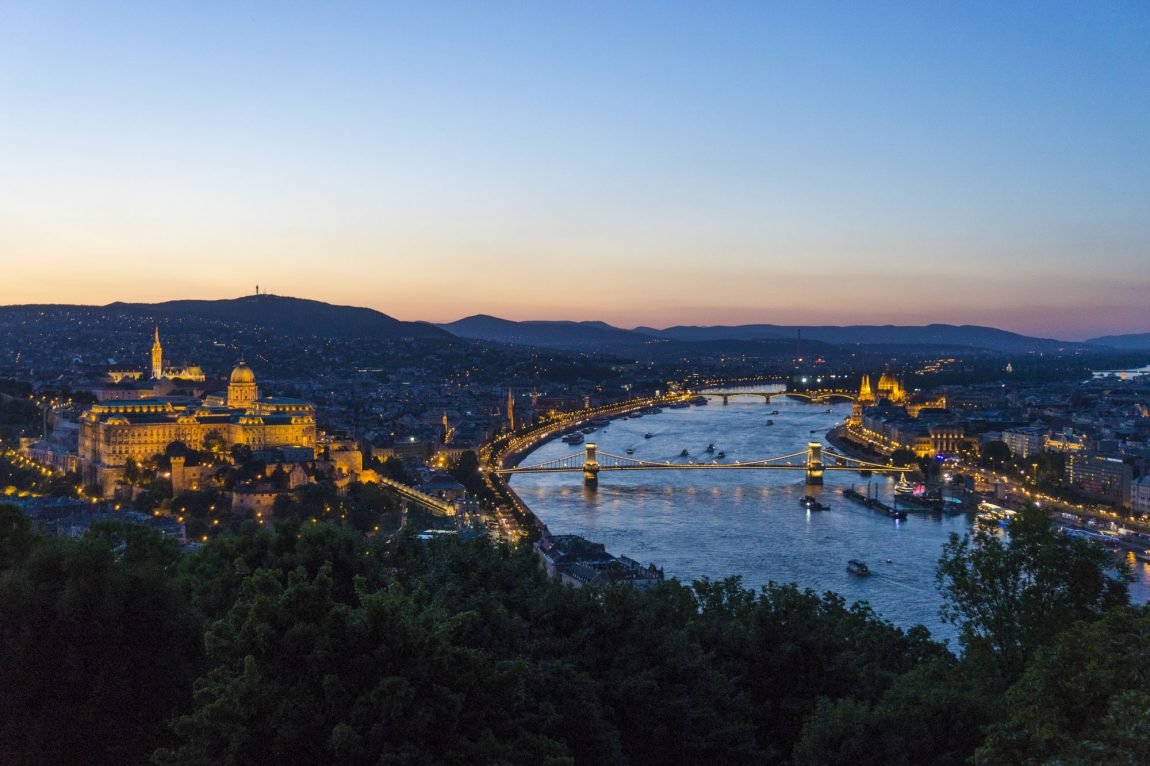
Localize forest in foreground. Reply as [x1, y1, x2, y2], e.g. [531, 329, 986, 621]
[1, 503, 1147, 765]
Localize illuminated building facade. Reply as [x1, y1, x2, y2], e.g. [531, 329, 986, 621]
[80, 360, 316, 495]
[848, 370, 954, 456]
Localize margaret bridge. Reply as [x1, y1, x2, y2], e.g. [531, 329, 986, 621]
[710, 390, 857, 405]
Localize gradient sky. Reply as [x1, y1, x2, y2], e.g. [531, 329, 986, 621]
[1, 1, 1148, 339]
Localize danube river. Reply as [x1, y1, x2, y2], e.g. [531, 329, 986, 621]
[509, 390, 1150, 644]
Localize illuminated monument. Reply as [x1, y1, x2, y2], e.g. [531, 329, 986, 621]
[80, 343, 316, 495]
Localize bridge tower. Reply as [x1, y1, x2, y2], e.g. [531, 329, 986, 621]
[805, 442, 824, 485]
[583, 443, 600, 487]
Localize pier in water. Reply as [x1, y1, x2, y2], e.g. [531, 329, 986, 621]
[510, 389, 1150, 644]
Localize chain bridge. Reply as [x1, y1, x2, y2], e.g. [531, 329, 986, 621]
[497, 442, 901, 486]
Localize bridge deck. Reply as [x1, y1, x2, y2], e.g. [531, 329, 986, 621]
[376, 476, 455, 516]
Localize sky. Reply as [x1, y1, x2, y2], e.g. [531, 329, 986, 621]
[1, 1, 1147, 340]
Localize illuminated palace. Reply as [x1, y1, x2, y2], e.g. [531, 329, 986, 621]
[80, 352, 316, 495]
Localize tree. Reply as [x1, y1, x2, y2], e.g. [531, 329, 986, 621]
[981, 440, 1011, 469]
[890, 448, 917, 468]
[794, 658, 992, 766]
[380, 456, 410, 484]
[0, 522, 202, 764]
[160, 563, 571, 765]
[124, 457, 141, 484]
[975, 608, 1150, 765]
[202, 430, 226, 459]
[0, 503, 33, 568]
[936, 504, 1129, 684]
[230, 444, 253, 465]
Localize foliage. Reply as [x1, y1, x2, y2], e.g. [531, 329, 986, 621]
[937, 504, 1129, 684]
[0, 397, 40, 440]
[794, 657, 992, 766]
[0, 495, 1140, 765]
[981, 440, 1011, 469]
[974, 607, 1150, 765]
[889, 448, 917, 468]
[0, 515, 202, 765]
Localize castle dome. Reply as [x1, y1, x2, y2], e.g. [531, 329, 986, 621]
[230, 361, 256, 385]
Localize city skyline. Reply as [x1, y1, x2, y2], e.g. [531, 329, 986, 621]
[2, 2, 1148, 340]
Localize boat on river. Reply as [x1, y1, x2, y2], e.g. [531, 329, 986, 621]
[847, 560, 871, 576]
[644, 432, 653, 439]
[705, 443, 715, 453]
[766, 419, 775, 426]
[680, 449, 689, 457]
[801, 495, 829, 511]
[562, 432, 584, 445]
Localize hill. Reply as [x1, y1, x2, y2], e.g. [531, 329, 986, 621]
[438, 315, 649, 351]
[440, 315, 1086, 355]
[100, 295, 451, 340]
[635, 323, 1082, 354]
[1087, 332, 1150, 351]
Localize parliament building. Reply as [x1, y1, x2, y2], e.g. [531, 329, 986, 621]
[80, 337, 316, 495]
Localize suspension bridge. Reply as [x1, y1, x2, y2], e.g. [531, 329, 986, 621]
[497, 442, 902, 486]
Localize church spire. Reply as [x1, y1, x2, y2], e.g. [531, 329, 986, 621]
[151, 326, 163, 380]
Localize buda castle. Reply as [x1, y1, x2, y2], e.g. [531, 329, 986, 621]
[80, 331, 316, 496]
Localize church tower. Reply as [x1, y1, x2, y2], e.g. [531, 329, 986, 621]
[506, 389, 516, 431]
[151, 327, 163, 380]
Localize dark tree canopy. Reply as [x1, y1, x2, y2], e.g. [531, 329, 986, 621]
[937, 504, 1129, 683]
[0, 498, 1142, 765]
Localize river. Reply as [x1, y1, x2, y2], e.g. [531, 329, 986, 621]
[509, 389, 1150, 645]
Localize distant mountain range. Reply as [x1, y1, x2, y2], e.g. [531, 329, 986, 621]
[1087, 333, 1150, 351]
[1, 296, 1142, 355]
[440, 316, 1093, 355]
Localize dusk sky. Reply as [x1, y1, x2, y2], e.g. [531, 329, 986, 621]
[2, 2, 1147, 340]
